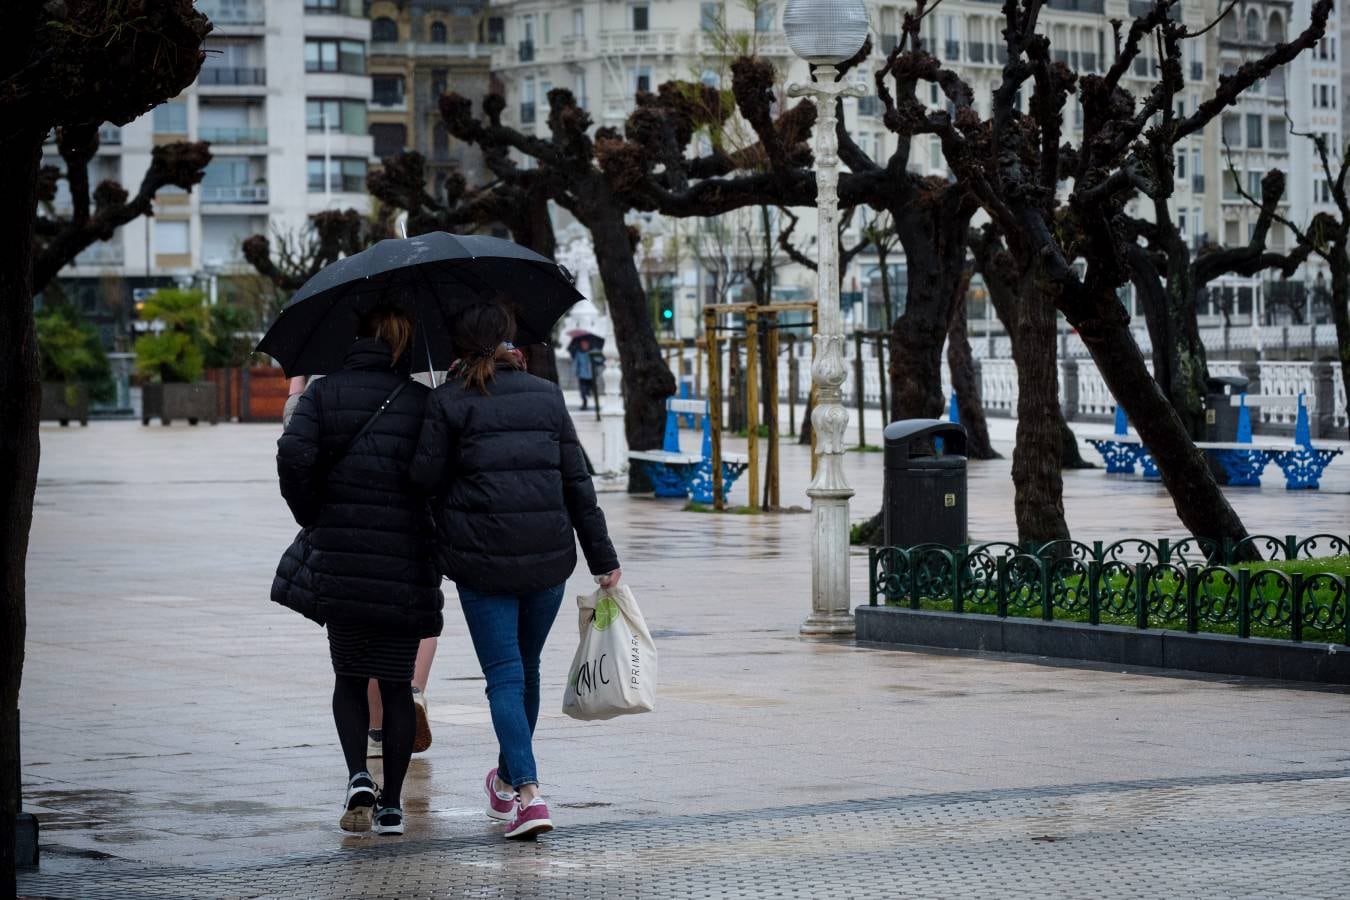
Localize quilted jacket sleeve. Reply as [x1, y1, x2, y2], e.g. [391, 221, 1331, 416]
[276, 387, 323, 527]
[557, 389, 620, 576]
[410, 390, 455, 498]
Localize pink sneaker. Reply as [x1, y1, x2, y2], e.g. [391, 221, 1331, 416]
[504, 797, 553, 839]
[484, 768, 516, 821]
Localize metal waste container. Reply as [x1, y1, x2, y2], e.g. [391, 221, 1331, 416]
[1204, 374, 1250, 484]
[883, 419, 968, 549]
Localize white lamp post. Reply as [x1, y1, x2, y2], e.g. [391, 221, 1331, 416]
[784, 0, 868, 636]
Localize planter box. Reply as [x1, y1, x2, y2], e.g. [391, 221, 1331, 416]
[141, 382, 219, 426]
[245, 366, 288, 422]
[40, 383, 89, 426]
[856, 605, 1350, 685]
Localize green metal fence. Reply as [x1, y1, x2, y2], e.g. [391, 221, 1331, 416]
[868, 535, 1350, 645]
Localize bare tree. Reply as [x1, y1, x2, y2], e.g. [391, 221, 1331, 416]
[0, 3, 209, 890]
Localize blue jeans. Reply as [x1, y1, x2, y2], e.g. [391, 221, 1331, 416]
[458, 583, 567, 790]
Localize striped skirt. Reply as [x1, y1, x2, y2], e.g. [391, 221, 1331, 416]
[326, 622, 419, 682]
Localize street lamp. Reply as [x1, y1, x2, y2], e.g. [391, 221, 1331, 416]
[784, 0, 868, 636]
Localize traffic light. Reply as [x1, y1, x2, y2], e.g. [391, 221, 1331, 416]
[657, 290, 675, 331]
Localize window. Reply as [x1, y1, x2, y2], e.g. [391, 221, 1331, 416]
[1247, 170, 1262, 199]
[1245, 10, 1261, 42]
[153, 100, 187, 134]
[430, 69, 448, 101]
[1177, 209, 1188, 239]
[305, 39, 366, 74]
[306, 98, 366, 134]
[432, 123, 449, 160]
[701, 2, 719, 31]
[756, 3, 776, 33]
[1268, 13, 1286, 44]
[370, 123, 407, 159]
[543, 12, 551, 43]
[575, 72, 588, 109]
[1220, 11, 1238, 41]
[429, 21, 447, 43]
[1221, 113, 1241, 146]
[1246, 114, 1262, 148]
[632, 4, 648, 32]
[371, 74, 405, 106]
[487, 16, 504, 44]
[1175, 150, 1187, 179]
[1269, 117, 1286, 151]
[574, 8, 585, 36]
[155, 220, 190, 255]
[371, 17, 397, 42]
[632, 66, 652, 95]
[306, 157, 368, 193]
[1223, 171, 1242, 200]
[305, 0, 339, 11]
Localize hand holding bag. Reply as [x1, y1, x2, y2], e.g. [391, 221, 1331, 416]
[562, 585, 657, 720]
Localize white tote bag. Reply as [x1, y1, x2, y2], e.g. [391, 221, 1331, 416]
[562, 585, 657, 720]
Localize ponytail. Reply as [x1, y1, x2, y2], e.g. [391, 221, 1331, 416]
[450, 301, 524, 394]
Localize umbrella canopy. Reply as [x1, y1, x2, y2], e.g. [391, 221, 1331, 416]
[566, 332, 605, 355]
[256, 232, 581, 376]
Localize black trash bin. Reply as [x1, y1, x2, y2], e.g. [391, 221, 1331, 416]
[1204, 374, 1250, 484]
[883, 419, 968, 549]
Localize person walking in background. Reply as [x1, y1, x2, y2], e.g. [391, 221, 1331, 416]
[412, 300, 621, 840]
[570, 336, 596, 410]
[273, 306, 443, 836]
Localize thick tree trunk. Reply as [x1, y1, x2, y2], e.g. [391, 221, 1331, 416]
[1331, 245, 1350, 440]
[1010, 277, 1070, 544]
[945, 284, 999, 459]
[1070, 292, 1255, 556]
[1129, 244, 1209, 439]
[0, 129, 42, 896]
[584, 206, 675, 491]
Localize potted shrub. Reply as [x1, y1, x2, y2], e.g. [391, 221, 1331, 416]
[135, 288, 219, 425]
[35, 302, 114, 426]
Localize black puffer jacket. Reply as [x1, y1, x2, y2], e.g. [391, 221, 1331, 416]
[410, 367, 619, 594]
[272, 339, 444, 637]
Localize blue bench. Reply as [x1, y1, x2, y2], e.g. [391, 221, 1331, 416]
[1086, 398, 1342, 490]
[629, 398, 749, 503]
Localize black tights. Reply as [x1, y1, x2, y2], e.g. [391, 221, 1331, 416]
[332, 675, 414, 809]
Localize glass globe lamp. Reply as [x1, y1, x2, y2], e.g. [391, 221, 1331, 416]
[782, 0, 870, 65]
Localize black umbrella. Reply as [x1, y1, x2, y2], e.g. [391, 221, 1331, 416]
[566, 331, 605, 355]
[256, 232, 581, 376]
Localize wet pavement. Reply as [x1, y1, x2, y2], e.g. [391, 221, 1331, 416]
[17, 410, 1350, 898]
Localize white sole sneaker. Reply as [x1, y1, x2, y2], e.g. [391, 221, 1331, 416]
[340, 803, 373, 833]
[373, 808, 405, 835]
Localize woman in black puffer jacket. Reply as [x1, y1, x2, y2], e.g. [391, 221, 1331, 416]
[273, 305, 442, 837]
[411, 300, 620, 840]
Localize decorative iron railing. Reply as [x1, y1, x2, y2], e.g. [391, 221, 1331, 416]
[868, 535, 1350, 645]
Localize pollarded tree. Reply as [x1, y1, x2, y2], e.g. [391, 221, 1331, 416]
[1122, 1, 1313, 438]
[0, 3, 210, 891]
[1228, 129, 1350, 437]
[893, 0, 1332, 552]
[34, 127, 210, 294]
[243, 209, 378, 293]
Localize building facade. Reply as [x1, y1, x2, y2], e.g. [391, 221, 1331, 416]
[47, 0, 375, 291]
[483, 0, 1341, 340]
[368, 0, 493, 199]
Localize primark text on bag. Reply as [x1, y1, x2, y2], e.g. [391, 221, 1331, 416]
[562, 585, 657, 720]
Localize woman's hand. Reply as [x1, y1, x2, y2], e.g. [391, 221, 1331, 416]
[597, 569, 622, 589]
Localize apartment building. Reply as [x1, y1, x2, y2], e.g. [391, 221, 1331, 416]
[46, 0, 375, 304]
[484, 1, 1341, 336]
[368, 0, 492, 199]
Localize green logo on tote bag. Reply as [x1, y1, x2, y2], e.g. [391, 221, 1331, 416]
[592, 596, 620, 631]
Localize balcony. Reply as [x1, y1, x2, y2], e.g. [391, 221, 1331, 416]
[520, 102, 536, 124]
[600, 29, 681, 57]
[98, 124, 122, 144]
[560, 35, 588, 60]
[370, 41, 485, 59]
[199, 67, 266, 86]
[202, 185, 268, 204]
[75, 242, 125, 266]
[200, 126, 267, 145]
[198, 0, 265, 26]
[518, 40, 534, 62]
